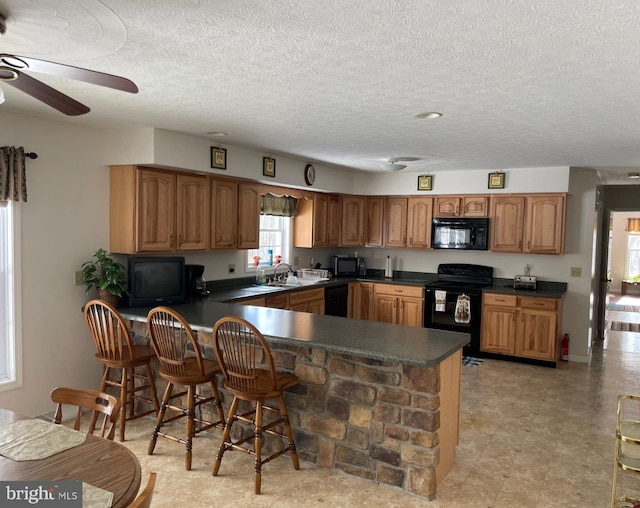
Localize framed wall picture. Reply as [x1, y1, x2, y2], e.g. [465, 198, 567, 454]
[488, 172, 505, 189]
[211, 147, 227, 169]
[263, 157, 276, 177]
[417, 175, 433, 191]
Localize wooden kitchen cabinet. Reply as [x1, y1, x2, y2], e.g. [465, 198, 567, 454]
[435, 195, 489, 217]
[385, 197, 408, 247]
[265, 293, 289, 309]
[294, 194, 340, 247]
[341, 196, 366, 246]
[373, 284, 424, 327]
[210, 180, 260, 250]
[490, 194, 565, 254]
[234, 297, 266, 307]
[481, 293, 560, 362]
[289, 288, 325, 314]
[237, 183, 261, 249]
[110, 166, 209, 253]
[348, 282, 375, 320]
[366, 197, 385, 247]
[407, 197, 433, 248]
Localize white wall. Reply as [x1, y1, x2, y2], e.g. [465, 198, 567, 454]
[0, 113, 596, 415]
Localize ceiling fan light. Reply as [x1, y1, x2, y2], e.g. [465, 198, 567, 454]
[380, 162, 407, 172]
[628, 172, 640, 179]
[0, 87, 4, 105]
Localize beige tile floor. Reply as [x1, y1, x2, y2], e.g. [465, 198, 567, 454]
[118, 298, 640, 507]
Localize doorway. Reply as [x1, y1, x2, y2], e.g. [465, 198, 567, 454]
[593, 186, 640, 345]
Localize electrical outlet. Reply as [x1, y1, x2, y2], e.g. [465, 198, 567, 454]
[228, 264, 235, 274]
[74, 270, 84, 286]
[293, 256, 299, 265]
[570, 267, 582, 277]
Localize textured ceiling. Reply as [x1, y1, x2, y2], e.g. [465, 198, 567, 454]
[1, 0, 640, 183]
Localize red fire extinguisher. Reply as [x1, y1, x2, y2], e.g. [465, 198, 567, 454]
[561, 333, 569, 362]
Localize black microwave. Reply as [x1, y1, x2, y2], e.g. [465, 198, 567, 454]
[431, 217, 489, 250]
[331, 256, 366, 277]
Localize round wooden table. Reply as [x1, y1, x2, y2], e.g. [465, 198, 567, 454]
[0, 408, 141, 508]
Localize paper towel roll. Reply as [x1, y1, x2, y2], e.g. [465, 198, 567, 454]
[385, 256, 392, 278]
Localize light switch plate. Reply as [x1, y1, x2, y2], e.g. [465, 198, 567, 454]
[570, 267, 581, 277]
[74, 271, 83, 286]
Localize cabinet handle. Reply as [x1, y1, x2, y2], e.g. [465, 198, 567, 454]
[394, 289, 403, 293]
[178, 234, 183, 246]
[170, 235, 174, 248]
[495, 298, 505, 302]
[512, 311, 516, 321]
[533, 302, 545, 306]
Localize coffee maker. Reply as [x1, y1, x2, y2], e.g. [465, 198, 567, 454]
[186, 264, 210, 297]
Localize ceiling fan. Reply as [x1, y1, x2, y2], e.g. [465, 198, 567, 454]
[0, 13, 138, 116]
[380, 157, 408, 172]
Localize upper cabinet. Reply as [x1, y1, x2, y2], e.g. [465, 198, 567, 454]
[294, 194, 340, 248]
[407, 197, 433, 248]
[490, 194, 565, 254]
[340, 196, 366, 246]
[237, 183, 261, 249]
[435, 195, 488, 217]
[365, 197, 385, 247]
[384, 197, 407, 248]
[210, 179, 238, 249]
[110, 166, 209, 254]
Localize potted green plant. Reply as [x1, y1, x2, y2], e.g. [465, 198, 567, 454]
[81, 248, 128, 307]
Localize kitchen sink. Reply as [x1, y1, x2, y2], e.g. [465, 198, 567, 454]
[238, 286, 286, 293]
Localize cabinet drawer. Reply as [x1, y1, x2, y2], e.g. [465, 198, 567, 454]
[518, 296, 557, 310]
[266, 293, 289, 309]
[289, 288, 324, 305]
[374, 284, 424, 298]
[483, 293, 517, 307]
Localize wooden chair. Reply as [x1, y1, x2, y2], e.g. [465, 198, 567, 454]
[146, 306, 226, 471]
[211, 316, 299, 494]
[84, 299, 160, 442]
[128, 472, 157, 508]
[50, 387, 120, 440]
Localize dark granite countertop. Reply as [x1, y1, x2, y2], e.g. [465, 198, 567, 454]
[118, 297, 469, 368]
[484, 278, 567, 298]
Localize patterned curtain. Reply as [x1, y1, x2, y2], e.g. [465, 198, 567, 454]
[261, 193, 298, 217]
[626, 218, 640, 233]
[0, 146, 27, 203]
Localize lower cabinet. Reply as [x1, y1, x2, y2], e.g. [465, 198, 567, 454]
[373, 284, 424, 327]
[288, 288, 325, 314]
[481, 293, 560, 362]
[348, 282, 375, 320]
[234, 297, 266, 307]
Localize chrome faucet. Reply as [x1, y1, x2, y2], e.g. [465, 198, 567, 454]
[272, 263, 292, 283]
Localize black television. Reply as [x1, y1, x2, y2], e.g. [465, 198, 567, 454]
[127, 256, 186, 308]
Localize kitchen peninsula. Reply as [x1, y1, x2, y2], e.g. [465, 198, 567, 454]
[119, 296, 468, 501]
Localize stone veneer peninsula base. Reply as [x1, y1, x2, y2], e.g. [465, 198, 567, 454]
[123, 300, 466, 501]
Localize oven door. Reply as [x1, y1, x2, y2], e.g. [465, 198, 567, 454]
[424, 288, 482, 355]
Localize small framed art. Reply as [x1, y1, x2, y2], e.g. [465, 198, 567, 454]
[211, 147, 227, 169]
[263, 157, 276, 177]
[488, 172, 505, 189]
[417, 175, 433, 191]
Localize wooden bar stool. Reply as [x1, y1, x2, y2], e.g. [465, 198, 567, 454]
[146, 306, 226, 471]
[612, 394, 640, 507]
[84, 299, 160, 441]
[212, 316, 299, 494]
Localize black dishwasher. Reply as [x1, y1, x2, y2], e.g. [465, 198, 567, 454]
[324, 284, 349, 317]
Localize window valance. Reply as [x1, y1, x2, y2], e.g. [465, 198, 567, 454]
[626, 218, 640, 233]
[261, 193, 298, 217]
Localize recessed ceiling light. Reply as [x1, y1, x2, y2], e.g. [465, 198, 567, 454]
[628, 172, 640, 179]
[413, 112, 442, 119]
[206, 131, 227, 137]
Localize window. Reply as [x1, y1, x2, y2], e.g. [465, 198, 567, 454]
[247, 215, 292, 270]
[0, 201, 21, 391]
[628, 233, 640, 279]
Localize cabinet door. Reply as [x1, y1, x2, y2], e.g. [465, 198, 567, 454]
[385, 197, 407, 247]
[407, 197, 433, 248]
[312, 194, 329, 246]
[374, 294, 398, 324]
[326, 194, 341, 246]
[480, 306, 516, 355]
[309, 298, 325, 315]
[398, 297, 424, 327]
[435, 197, 461, 217]
[490, 196, 525, 252]
[288, 302, 309, 313]
[136, 169, 175, 252]
[238, 184, 260, 249]
[341, 196, 365, 246]
[211, 180, 238, 249]
[176, 174, 209, 251]
[366, 197, 385, 247]
[462, 196, 488, 217]
[524, 195, 565, 254]
[359, 283, 374, 320]
[516, 308, 557, 360]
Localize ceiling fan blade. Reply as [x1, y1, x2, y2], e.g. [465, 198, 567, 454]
[5, 71, 90, 116]
[0, 54, 138, 94]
